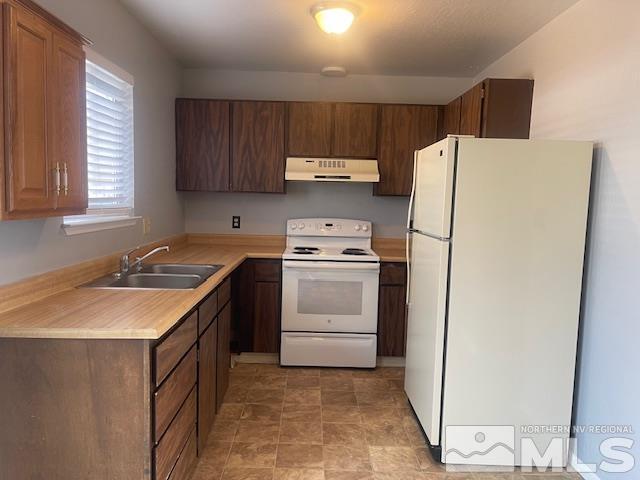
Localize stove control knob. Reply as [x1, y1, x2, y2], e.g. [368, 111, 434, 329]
[362, 224, 369, 232]
[298, 223, 305, 230]
[291, 224, 297, 230]
[354, 224, 361, 231]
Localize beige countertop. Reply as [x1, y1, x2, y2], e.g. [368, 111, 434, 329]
[0, 236, 405, 340]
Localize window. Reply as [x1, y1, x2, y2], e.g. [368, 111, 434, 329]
[63, 52, 136, 235]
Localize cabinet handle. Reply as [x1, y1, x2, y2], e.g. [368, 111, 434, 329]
[62, 162, 69, 196]
[54, 162, 61, 195]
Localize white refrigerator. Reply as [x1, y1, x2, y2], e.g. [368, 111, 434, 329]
[405, 137, 593, 467]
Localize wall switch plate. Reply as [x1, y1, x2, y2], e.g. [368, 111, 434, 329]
[232, 216, 241, 229]
[143, 217, 152, 235]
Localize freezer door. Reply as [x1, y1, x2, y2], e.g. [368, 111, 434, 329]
[404, 233, 449, 445]
[412, 137, 456, 239]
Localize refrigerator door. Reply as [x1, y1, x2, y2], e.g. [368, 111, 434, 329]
[412, 137, 456, 239]
[404, 232, 449, 445]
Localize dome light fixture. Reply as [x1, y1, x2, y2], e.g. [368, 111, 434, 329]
[311, 2, 359, 35]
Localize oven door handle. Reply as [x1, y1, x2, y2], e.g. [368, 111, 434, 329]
[283, 261, 380, 271]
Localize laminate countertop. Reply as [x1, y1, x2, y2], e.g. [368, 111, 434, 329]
[0, 242, 405, 340]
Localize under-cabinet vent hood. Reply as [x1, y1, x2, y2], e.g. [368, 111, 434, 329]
[285, 157, 380, 183]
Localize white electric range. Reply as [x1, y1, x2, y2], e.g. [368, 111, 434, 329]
[280, 218, 380, 368]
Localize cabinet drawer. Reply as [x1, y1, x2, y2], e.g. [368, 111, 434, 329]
[254, 261, 281, 282]
[168, 428, 197, 480]
[154, 346, 197, 442]
[154, 389, 196, 480]
[380, 263, 407, 286]
[199, 290, 218, 335]
[154, 312, 197, 386]
[218, 277, 231, 309]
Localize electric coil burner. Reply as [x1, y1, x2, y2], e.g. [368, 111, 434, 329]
[281, 218, 380, 368]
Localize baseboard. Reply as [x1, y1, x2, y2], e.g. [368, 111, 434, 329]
[569, 447, 601, 480]
[232, 353, 405, 368]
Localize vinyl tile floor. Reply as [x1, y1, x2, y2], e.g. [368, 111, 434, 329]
[191, 364, 579, 480]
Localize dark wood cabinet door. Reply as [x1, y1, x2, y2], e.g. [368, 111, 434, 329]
[231, 101, 285, 193]
[378, 284, 407, 357]
[459, 83, 484, 137]
[440, 96, 462, 139]
[231, 260, 255, 353]
[481, 78, 534, 139]
[52, 33, 87, 213]
[198, 318, 217, 454]
[176, 99, 230, 191]
[287, 102, 332, 157]
[216, 301, 231, 411]
[253, 281, 280, 353]
[332, 103, 378, 158]
[4, 4, 56, 215]
[375, 105, 438, 196]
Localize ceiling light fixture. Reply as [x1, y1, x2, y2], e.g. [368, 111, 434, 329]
[311, 2, 359, 35]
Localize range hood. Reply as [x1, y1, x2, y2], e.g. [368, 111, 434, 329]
[285, 157, 380, 183]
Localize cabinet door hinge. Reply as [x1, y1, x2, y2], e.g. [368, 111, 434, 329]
[480, 88, 485, 99]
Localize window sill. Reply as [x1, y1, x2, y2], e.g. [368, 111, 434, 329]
[62, 215, 141, 236]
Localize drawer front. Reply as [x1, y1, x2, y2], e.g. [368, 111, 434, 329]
[198, 290, 218, 335]
[154, 389, 196, 480]
[254, 261, 281, 282]
[168, 428, 197, 480]
[154, 346, 197, 442]
[380, 262, 407, 286]
[154, 311, 197, 386]
[218, 277, 231, 309]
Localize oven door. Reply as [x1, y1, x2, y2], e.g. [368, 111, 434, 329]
[282, 260, 380, 333]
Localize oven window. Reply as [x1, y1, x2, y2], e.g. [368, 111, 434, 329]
[298, 280, 363, 315]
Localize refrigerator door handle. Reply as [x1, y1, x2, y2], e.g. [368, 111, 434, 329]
[412, 229, 451, 242]
[406, 150, 419, 305]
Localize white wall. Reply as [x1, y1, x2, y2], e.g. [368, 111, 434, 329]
[0, 0, 184, 285]
[182, 69, 472, 238]
[475, 1, 639, 477]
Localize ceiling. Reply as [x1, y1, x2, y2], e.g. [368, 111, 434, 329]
[119, 0, 579, 77]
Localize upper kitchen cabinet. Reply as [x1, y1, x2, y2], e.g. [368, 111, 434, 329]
[176, 99, 230, 191]
[440, 78, 534, 140]
[375, 104, 438, 196]
[333, 103, 378, 158]
[287, 102, 332, 157]
[231, 101, 285, 193]
[1, 1, 89, 220]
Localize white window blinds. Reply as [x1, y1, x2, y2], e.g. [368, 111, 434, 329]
[86, 60, 134, 211]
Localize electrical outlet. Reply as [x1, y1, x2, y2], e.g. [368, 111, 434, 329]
[143, 217, 152, 235]
[232, 216, 241, 229]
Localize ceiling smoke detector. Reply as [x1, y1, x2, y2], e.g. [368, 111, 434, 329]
[311, 2, 360, 35]
[321, 66, 347, 77]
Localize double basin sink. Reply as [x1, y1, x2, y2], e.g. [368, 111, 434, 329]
[83, 264, 223, 290]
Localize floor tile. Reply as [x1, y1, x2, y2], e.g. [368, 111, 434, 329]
[321, 390, 358, 406]
[322, 405, 362, 423]
[363, 422, 411, 446]
[209, 420, 239, 442]
[276, 444, 324, 469]
[284, 367, 322, 377]
[274, 468, 325, 479]
[284, 388, 322, 405]
[217, 403, 245, 421]
[230, 375, 256, 387]
[198, 441, 233, 469]
[320, 369, 353, 379]
[226, 442, 278, 468]
[359, 407, 402, 425]
[322, 445, 372, 471]
[221, 467, 274, 480]
[253, 375, 288, 389]
[368, 446, 420, 472]
[325, 470, 374, 480]
[235, 421, 281, 443]
[371, 472, 428, 480]
[287, 376, 321, 388]
[355, 390, 396, 406]
[246, 388, 285, 405]
[413, 447, 444, 472]
[353, 378, 393, 391]
[320, 377, 355, 391]
[279, 421, 323, 444]
[257, 364, 287, 375]
[282, 404, 322, 422]
[230, 364, 260, 375]
[224, 386, 249, 403]
[387, 379, 404, 391]
[351, 369, 384, 379]
[322, 423, 366, 446]
[241, 404, 283, 422]
[404, 423, 427, 447]
[379, 368, 404, 379]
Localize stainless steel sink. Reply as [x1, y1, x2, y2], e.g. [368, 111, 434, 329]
[81, 264, 223, 290]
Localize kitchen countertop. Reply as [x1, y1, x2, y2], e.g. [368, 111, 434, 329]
[0, 240, 405, 340]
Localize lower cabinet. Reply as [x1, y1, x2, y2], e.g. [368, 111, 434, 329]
[232, 259, 282, 354]
[378, 262, 408, 357]
[216, 301, 231, 411]
[197, 317, 217, 453]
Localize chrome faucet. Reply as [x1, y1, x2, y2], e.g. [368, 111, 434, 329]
[119, 245, 170, 276]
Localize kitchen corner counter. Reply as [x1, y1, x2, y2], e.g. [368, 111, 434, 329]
[0, 243, 283, 340]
